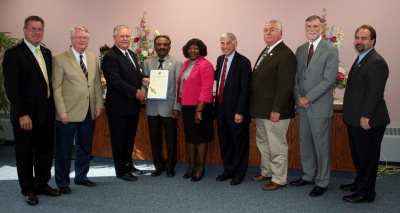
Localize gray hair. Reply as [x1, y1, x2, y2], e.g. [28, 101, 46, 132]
[266, 19, 283, 32]
[220, 32, 237, 43]
[70, 26, 89, 37]
[113, 25, 130, 36]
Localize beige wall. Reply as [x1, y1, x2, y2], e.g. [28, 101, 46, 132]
[1, 0, 399, 124]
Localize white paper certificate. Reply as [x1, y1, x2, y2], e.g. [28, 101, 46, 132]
[147, 69, 169, 100]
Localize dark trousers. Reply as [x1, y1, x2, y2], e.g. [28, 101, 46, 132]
[216, 107, 249, 180]
[12, 115, 55, 196]
[55, 108, 94, 188]
[147, 115, 177, 170]
[347, 125, 386, 198]
[107, 114, 139, 176]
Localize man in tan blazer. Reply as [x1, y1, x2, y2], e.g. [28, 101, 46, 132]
[52, 26, 104, 194]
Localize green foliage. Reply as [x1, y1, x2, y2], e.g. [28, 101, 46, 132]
[0, 32, 19, 113]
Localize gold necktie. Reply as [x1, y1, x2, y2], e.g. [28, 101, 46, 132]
[35, 47, 50, 97]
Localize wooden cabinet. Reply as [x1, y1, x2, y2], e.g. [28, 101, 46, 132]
[92, 105, 355, 171]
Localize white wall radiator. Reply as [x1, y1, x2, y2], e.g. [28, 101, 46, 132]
[0, 111, 13, 141]
[380, 125, 400, 163]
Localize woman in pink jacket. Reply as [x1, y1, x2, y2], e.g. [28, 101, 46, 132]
[177, 38, 214, 182]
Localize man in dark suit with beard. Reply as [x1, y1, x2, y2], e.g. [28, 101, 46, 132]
[214, 32, 252, 186]
[101, 25, 149, 181]
[342, 25, 390, 203]
[3, 15, 60, 206]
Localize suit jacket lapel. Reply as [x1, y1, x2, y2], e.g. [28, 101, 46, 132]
[86, 52, 96, 83]
[67, 49, 87, 81]
[113, 45, 137, 71]
[21, 43, 50, 86]
[224, 52, 239, 88]
[306, 41, 325, 72]
[253, 43, 283, 77]
[348, 49, 375, 82]
[21, 42, 42, 74]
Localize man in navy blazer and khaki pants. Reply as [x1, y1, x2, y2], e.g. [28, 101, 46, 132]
[250, 20, 296, 191]
[101, 25, 149, 182]
[3, 15, 60, 206]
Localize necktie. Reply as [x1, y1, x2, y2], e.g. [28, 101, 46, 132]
[35, 47, 50, 98]
[80, 55, 88, 80]
[307, 43, 314, 66]
[125, 51, 135, 68]
[348, 55, 360, 77]
[254, 47, 269, 70]
[158, 59, 165, 69]
[218, 58, 228, 103]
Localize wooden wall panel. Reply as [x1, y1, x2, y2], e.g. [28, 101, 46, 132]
[92, 107, 354, 171]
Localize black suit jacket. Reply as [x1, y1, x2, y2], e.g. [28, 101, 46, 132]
[343, 49, 390, 127]
[101, 45, 143, 116]
[3, 41, 55, 124]
[214, 51, 252, 124]
[249, 42, 296, 119]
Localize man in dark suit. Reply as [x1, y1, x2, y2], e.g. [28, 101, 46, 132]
[142, 35, 182, 177]
[250, 20, 296, 191]
[101, 25, 149, 181]
[3, 15, 60, 206]
[342, 25, 390, 203]
[292, 15, 338, 197]
[214, 32, 252, 186]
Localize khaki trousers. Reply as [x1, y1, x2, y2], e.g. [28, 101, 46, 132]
[255, 118, 290, 185]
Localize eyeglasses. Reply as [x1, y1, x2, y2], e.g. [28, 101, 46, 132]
[73, 36, 89, 41]
[115, 35, 131, 39]
[25, 27, 44, 32]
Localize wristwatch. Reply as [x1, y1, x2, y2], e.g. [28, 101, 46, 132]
[195, 109, 202, 112]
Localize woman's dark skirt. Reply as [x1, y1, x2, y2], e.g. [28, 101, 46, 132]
[182, 104, 214, 144]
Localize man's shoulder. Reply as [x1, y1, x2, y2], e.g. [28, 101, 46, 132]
[53, 49, 70, 59]
[167, 55, 182, 63]
[233, 52, 251, 63]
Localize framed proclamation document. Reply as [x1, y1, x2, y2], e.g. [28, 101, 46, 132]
[147, 69, 169, 100]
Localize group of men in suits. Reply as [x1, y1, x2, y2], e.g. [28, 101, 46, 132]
[2, 14, 389, 206]
[3, 16, 106, 206]
[246, 16, 390, 204]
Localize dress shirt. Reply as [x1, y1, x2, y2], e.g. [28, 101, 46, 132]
[116, 46, 136, 68]
[71, 47, 87, 69]
[358, 48, 374, 64]
[308, 36, 322, 52]
[218, 51, 235, 95]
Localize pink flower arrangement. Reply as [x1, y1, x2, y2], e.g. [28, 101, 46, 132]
[130, 11, 160, 70]
[334, 67, 348, 89]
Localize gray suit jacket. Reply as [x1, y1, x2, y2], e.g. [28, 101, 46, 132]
[293, 39, 338, 118]
[142, 55, 182, 117]
[52, 48, 104, 121]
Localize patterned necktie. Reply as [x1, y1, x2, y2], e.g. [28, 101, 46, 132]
[80, 55, 88, 80]
[158, 59, 165, 69]
[35, 47, 50, 97]
[255, 47, 269, 70]
[307, 43, 314, 66]
[218, 57, 228, 103]
[125, 51, 135, 68]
